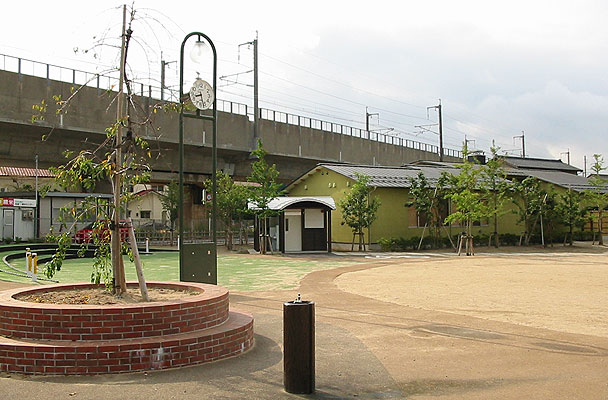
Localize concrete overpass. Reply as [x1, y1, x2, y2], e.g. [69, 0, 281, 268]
[0, 54, 462, 185]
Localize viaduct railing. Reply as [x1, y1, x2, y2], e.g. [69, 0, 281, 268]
[1, 53, 462, 159]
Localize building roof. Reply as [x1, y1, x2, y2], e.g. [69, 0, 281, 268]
[248, 196, 336, 211]
[501, 156, 581, 173]
[287, 161, 605, 193]
[44, 192, 114, 199]
[294, 164, 463, 188]
[134, 189, 159, 197]
[506, 168, 608, 193]
[0, 166, 54, 178]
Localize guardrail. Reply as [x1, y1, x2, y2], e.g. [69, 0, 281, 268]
[1, 52, 462, 159]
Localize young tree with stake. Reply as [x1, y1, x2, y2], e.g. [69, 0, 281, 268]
[247, 139, 283, 254]
[338, 173, 381, 251]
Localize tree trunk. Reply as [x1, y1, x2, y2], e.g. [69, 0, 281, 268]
[111, 4, 128, 296]
[260, 217, 266, 254]
[493, 194, 499, 248]
[226, 224, 233, 251]
[599, 211, 604, 245]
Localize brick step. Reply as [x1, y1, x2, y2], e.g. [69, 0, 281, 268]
[0, 310, 253, 375]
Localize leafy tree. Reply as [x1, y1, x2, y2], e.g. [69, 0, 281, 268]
[481, 142, 510, 247]
[556, 188, 585, 246]
[585, 154, 608, 245]
[405, 172, 447, 248]
[338, 173, 381, 251]
[511, 176, 543, 245]
[205, 172, 249, 251]
[539, 189, 559, 247]
[442, 145, 487, 255]
[37, 6, 168, 294]
[247, 139, 283, 254]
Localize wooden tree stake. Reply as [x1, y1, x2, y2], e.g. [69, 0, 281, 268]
[128, 218, 149, 302]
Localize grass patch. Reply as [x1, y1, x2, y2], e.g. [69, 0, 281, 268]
[1, 251, 359, 291]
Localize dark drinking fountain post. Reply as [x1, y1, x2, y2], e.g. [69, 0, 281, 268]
[283, 293, 315, 394]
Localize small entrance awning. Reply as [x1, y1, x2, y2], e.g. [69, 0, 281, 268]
[249, 197, 336, 254]
[248, 196, 336, 211]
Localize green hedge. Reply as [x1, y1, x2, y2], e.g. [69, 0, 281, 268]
[379, 231, 597, 251]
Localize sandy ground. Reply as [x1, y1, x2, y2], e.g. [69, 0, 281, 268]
[336, 250, 608, 338]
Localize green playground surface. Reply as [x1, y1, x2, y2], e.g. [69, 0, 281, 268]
[0, 248, 359, 291]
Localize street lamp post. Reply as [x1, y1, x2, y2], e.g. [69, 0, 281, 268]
[178, 32, 218, 282]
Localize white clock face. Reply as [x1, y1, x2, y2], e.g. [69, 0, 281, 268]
[189, 79, 214, 110]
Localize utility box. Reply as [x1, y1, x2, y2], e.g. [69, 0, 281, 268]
[180, 243, 217, 284]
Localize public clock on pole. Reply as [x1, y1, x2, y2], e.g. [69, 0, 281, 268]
[189, 78, 214, 110]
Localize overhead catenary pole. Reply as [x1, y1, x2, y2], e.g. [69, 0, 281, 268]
[561, 149, 571, 165]
[112, 4, 128, 294]
[253, 32, 259, 143]
[161, 55, 176, 101]
[584, 155, 587, 176]
[161, 59, 166, 101]
[365, 107, 379, 139]
[239, 34, 259, 145]
[427, 100, 443, 161]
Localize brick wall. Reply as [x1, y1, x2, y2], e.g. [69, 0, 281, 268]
[0, 282, 253, 375]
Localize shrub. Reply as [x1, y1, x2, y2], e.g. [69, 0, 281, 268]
[474, 233, 490, 247]
[499, 233, 520, 246]
[572, 231, 595, 241]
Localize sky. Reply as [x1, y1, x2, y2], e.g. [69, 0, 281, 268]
[2, 0, 607, 172]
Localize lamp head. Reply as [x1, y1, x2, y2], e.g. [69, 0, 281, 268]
[190, 39, 209, 64]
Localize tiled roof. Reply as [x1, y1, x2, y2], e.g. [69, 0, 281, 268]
[506, 168, 608, 193]
[134, 189, 158, 197]
[295, 162, 606, 193]
[0, 166, 54, 178]
[502, 156, 581, 173]
[320, 164, 462, 188]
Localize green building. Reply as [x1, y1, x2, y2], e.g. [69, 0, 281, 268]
[285, 157, 597, 251]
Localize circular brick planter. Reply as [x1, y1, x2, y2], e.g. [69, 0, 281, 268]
[0, 282, 253, 375]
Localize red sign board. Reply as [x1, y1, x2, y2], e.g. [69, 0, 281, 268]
[0, 198, 14, 207]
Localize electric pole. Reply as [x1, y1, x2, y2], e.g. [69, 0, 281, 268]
[514, 131, 525, 158]
[365, 106, 379, 137]
[427, 100, 443, 161]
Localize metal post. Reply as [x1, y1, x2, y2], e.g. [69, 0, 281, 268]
[179, 32, 218, 281]
[35, 154, 39, 238]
